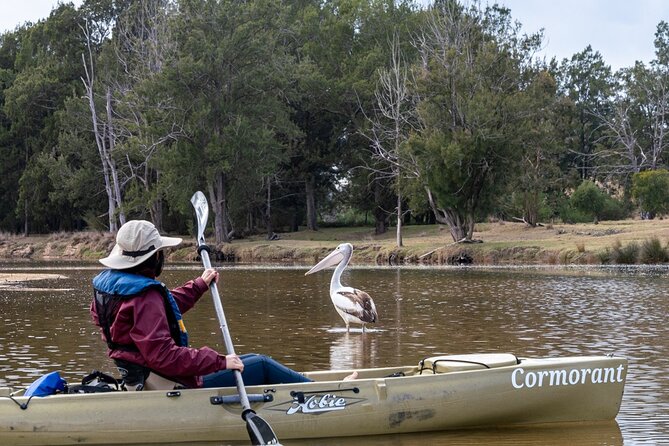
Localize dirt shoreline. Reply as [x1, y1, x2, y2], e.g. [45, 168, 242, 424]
[1, 219, 668, 266]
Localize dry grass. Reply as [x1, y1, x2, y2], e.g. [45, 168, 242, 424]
[3, 218, 669, 265]
[198, 218, 669, 265]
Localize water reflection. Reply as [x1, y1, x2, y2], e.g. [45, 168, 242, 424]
[329, 332, 379, 371]
[0, 263, 666, 445]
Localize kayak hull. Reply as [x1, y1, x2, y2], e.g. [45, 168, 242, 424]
[0, 354, 627, 445]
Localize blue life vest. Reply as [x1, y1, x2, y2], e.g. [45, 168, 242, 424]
[92, 270, 189, 349]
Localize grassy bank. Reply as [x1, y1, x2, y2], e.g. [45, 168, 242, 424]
[1, 218, 669, 266]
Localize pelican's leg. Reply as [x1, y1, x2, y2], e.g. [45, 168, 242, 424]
[346, 322, 350, 333]
[362, 324, 365, 333]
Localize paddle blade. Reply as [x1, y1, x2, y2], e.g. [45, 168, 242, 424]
[245, 412, 280, 445]
[190, 191, 209, 243]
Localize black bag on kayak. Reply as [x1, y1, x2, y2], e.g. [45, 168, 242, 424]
[67, 370, 121, 393]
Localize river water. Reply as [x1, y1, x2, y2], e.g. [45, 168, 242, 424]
[0, 262, 667, 445]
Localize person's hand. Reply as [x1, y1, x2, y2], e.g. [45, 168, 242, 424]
[201, 268, 219, 286]
[225, 354, 244, 372]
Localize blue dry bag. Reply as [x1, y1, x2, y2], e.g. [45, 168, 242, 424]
[24, 371, 67, 397]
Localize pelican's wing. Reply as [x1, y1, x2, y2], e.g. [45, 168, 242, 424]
[337, 289, 378, 323]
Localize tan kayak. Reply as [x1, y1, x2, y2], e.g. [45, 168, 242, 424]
[0, 353, 627, 445]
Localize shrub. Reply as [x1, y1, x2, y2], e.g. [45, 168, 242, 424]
[611, 240, 639, 264]
[632, 169, 669, 219]
[599, 195, 630, 221]
[558, 204, 593, 224]
[639, 237, 669, 264]
[570, 181, 606, 220]
[567, 180, 629, 222]
[559, 250, 574, 264]
[597, 247, 612, 264]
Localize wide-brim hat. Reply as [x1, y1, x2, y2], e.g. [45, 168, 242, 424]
[100, 220, 182, 269]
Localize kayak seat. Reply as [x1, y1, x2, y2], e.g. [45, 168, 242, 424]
[417, 353, 519, 375]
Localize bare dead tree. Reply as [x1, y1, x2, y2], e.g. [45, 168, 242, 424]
[594, 65, 669, 180]
[81, 21, 126, 232]
[593, 100, 644, 178]
[361, 32, 422, 247]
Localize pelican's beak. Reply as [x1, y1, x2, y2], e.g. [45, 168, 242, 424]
[305, 248, 344, 275]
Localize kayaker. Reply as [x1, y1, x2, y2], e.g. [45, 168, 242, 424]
[90, 219, 315, 390]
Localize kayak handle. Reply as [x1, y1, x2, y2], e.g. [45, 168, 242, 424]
[210, 393, 274, 405]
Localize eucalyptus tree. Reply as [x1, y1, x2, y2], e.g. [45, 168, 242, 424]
[283, 0, 420, 233]
[79, 0, 185, 232]
[108, 0, 182, 230]
[51, 0, 131, 232]
[169, 0, 295, 243]
[407, 1, 544, 242]
[278, 0, 358, 232]
[80, 19, 126, 232]
[555, 46, 614, 182]
[0, 29, 23, 231]
[510, 70, 561, 226]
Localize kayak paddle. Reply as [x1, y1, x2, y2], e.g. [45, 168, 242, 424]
[190, 191, 279, 445]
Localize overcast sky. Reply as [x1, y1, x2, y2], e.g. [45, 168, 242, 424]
[1, 0, 667, 71]
[496, 0, 668, 71]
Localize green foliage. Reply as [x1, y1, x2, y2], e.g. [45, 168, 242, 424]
[168, 0, 297, 240]
[567, 180, 628, 222]
[406, 2, 548, 241]
[599, 195, 630, 221]
[555, 46, 614, 181]
[509, 71, 562, 226]
[558, 204, 594, 224]
[570, 181, 606, 219]
[499, 191, 553, 225]
[0, 1, 666, 238]
[631, 169, 669, 218]
[321, 207, 371, 228]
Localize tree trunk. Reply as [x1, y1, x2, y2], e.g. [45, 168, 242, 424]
[374, 216, 387, 235]
[105, 88, 126, 228]
[148, 168, 163, 231]
[305, 175, 317, 231]
[290, 205, 299, 232]
[426, 186, 471, 242]
[524, 190, 539, 227]
[396, 184, 403, 247]
[151, 199, 163, 231]
[81, 50, 117, 232]
[208, 172, 230, 244]
[373, 180, 387, 235]
[266, 178, 274, 239]
[23, 198, 28, 237]
[22, 141, 29, 236]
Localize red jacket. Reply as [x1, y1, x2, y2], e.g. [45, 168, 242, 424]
[91, 276, 226, 388]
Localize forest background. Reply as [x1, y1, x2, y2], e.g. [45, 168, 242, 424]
[2, 0, 669, 259]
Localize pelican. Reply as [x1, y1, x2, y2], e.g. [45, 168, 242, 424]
[305, 243, 378, 332]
